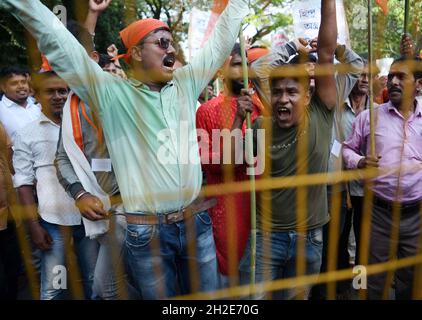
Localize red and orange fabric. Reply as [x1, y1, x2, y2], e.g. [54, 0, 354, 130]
[40, 54, 53, 72]
[196, 92, 263, 276]
[376, 0, 388, 15]
[247, 47, 270, 64]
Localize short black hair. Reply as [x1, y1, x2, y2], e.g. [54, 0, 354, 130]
[67, 19, 95, 53]
[391, 56, 422, 80]
[98, 54, 113, 68]
[231, 43, 242, 57]
[230, 43, 248, 60]
[289, 53, 317, 65]
[31, 71, 61, 93]
[0, 65, 30, 86]
[269, 64, 310, 93]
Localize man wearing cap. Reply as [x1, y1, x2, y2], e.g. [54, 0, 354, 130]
[0, 0, 250, 299]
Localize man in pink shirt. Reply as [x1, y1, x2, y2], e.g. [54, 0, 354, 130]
[343, 57, 422, 299]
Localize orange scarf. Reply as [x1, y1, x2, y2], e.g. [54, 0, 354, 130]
[70, 95, 103, 152]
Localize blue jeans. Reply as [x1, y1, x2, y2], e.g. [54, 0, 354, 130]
[91, 215, 135, 300]
[239, 228, 323, 300]
[39, 220, 98, 300]
[125, 211, 218, 299]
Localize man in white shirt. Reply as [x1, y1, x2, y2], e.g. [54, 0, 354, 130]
[0, 66, 41, 142]
[13, 71, 97, 300]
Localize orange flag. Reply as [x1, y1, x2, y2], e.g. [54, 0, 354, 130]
[211, 0, 229, 14]
[201, 0, 229, 45]
[376, 0, 388, 15]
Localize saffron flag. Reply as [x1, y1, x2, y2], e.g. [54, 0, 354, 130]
[375, 0, 388, 15]
[201, 0, 229, 45]
[188, 0, 229, 59]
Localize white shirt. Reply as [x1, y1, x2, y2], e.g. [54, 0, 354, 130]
[13, 114, 81, 226]
[0, 95, 42, 143]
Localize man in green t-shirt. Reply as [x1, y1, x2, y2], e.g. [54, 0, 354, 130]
[233, 0, 337, 299]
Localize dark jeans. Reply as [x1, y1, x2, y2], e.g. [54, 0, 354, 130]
[310, 188, 350, 299]
[350, 196, 363, 265]
[125, 211, 218, 299]
[367, 199, 421, 300]
[239, 228, 323, 300]
[0, 222, 21, 300]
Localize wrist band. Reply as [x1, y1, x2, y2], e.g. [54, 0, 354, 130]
[75, 191, 90, 201]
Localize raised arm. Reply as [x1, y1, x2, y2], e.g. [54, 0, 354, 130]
[315, 0, 338, 109]
[251, 38, 313, 107]
[184, 0, 249, 99]
[84, 0, 112, 36]
[0, 0, 116, 113]
[335, 45, 364, 105]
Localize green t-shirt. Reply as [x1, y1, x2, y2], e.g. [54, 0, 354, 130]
[252, 95, 334, 231]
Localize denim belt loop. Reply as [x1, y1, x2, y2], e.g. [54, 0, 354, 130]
[157, 214, 165, 225]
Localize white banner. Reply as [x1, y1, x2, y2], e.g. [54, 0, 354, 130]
[188, 8, 211, 60]
[292, 0, 350, 47]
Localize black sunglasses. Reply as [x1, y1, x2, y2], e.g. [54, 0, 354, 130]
[141, 38, 178, 53]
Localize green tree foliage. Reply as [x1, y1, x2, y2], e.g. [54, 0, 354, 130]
[0, 0, 419, 68]
[344, 0, 421, 58]
[244, 0, 293, 45]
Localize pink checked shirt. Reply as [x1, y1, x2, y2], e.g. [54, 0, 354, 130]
[343, 99, 422, 203]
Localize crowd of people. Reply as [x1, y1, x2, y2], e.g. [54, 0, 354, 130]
[0, 0, 422, 300]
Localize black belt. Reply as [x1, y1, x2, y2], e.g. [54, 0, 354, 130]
[124, 198, 217, 225]
[373, 196, 421, 213]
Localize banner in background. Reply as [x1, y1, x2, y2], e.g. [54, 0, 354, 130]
[188, 0, 229, 59]
[292, 0, 350, 47]
[188, 8, 211, 59]
[201, 0, 229, 45]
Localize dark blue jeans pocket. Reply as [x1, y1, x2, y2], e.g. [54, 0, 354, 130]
[196, 211, 212, 225]
[125, 224, 156, 248]
[308, 228, 323, 247]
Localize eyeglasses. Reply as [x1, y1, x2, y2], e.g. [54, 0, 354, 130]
[140, 37, 178, 53]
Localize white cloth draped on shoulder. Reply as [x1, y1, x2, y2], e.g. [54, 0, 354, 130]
[61, 92, 110, 238]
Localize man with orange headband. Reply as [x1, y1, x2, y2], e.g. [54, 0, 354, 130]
[0, 0, 250, 299]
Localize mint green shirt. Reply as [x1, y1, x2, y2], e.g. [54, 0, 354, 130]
[2, 0, 249, 213]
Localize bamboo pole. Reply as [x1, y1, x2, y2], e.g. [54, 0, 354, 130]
[239, 28, 257, 294]
[404, 0, 410, 35]
[368, 0, 376, 158]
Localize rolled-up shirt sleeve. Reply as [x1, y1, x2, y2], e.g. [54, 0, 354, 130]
[12, 132, 35, 188]
[342, 110, 368, 169]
